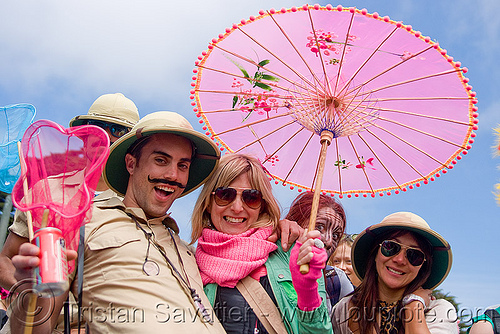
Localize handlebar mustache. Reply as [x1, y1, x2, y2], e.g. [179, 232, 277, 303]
[147, 175, 186, 189]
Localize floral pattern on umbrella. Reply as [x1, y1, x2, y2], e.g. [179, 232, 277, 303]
[191, 4, 478, 198]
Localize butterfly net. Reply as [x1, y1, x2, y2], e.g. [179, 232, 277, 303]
[12, 120, 109, 272]
[0, 104, 36, 194]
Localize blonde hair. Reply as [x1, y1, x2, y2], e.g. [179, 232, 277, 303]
[327, 234, 354, 266]
[190, 153, 281, 243]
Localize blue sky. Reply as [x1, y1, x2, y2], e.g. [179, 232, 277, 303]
[1, 0, 499, 321]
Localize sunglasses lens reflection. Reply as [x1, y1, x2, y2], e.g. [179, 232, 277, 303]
[214, 187, 262, 209]
[241, 189, 263, 209]
[85, 120, 130, 138]
[381, 240, 401, 257]
[214, 187, 237, 206]
[380, 240, 425, 266]
[109, 125, 129, 137]
[406, 249, 425, 266]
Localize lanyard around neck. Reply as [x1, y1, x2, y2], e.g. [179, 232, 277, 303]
[125, 212, 213, 324]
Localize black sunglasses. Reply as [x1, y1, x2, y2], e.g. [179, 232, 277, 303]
[212, 187, 263, 209]
[379, 240, 426, 266]
[84, 119, 131, 138]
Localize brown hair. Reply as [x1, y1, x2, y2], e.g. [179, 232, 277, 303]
[349, 229, 433, 333]
[285, 191, 346, 231]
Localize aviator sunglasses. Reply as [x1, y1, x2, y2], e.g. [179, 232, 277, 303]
[379, 240, 426, 266]
[212, 187, 263, 209]
[84, 119, 131, 138]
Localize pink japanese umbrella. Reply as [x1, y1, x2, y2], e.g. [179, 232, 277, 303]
[12, 120, 110, 272]
[191, 5, 477, 231]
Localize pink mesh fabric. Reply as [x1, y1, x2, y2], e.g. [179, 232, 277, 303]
[12, 120, 109, 272]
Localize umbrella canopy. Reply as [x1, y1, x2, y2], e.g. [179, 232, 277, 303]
[191, 4, 477, 198]
[0, 104, 36, 193]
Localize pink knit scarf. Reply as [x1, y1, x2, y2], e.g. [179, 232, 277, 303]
[196, 227, 278, 288]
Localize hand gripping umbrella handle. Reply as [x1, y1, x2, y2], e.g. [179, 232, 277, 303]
[300, 131, 333, 274]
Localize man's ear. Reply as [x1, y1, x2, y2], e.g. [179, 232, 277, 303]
[125, 153, 137, 175]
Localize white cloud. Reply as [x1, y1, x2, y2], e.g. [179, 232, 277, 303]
[0, 0, 296, 118]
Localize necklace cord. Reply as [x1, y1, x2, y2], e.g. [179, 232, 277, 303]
[125, 212, 213, 323]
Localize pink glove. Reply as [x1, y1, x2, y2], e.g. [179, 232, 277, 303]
[289, 240, 328, 311]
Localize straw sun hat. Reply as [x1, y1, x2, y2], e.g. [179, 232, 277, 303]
[352, 211, 452, 290]
[69, 93, 139, 128]
[104, 111, 220, 197]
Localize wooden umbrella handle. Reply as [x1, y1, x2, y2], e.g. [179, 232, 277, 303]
[300, 131, 333, 274]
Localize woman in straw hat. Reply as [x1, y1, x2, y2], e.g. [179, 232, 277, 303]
[332, 212, 459, 333]
[191, 153, 332, 334]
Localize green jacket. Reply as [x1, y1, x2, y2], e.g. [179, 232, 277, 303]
[204, 241, 333, 334]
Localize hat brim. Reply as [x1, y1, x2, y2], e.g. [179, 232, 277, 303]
[69, 114, 136, 128]
[352, 222, 452, 290]
[104, 127, 220, 197]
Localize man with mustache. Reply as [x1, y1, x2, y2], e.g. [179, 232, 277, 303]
[8, 111, 300, 333]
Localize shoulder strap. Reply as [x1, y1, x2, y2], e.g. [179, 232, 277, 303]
[236, 276, 288, 334]
[485, 308, 500, 334]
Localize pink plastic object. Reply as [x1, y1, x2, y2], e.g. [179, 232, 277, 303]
[12, 120, 109, 268]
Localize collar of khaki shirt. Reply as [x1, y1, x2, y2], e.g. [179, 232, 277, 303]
[94, 196, 180, 234]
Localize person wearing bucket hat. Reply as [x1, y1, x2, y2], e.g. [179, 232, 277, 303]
[332, 212, 459, 334]
[8, 111, 229, 333]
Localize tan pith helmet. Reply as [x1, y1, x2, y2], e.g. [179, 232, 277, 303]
[69, 93, 139, 128]
[104, 111, 220, 197]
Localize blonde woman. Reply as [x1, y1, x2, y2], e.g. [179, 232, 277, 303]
[192, 153, 332, 334]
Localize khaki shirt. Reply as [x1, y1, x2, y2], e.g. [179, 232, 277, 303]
[69, 196, 225, 333]
[4, 190, 116, 334]
[9, 175, 112, 240]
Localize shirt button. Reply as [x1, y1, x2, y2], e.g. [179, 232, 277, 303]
[278, 274, 284, 279]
